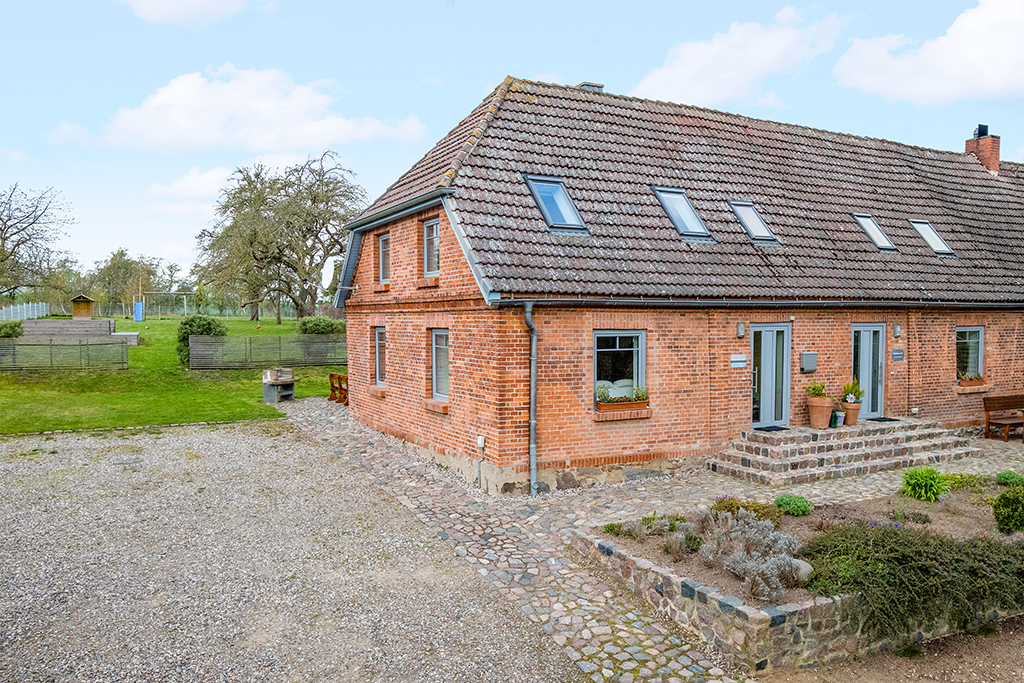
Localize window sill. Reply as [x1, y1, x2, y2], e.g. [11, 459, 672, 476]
[423, 398, 448, 414]
[372, 283, 390, 293]
[414, 277, 439, 289]
[955, 384, 989, 395]
[594, 408, 652, 422]
[368, 386, 386, 398]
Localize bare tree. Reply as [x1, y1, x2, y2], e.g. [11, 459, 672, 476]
[0, 184, 72, 298]
[195, 152, 366, 319]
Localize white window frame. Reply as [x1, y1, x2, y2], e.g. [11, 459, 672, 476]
[423, 219, 440, 277]
[909, 219, 954, 255]
[727, 200, 777, 242]
[955, 326, 984, 379]
[374, 327, 386, 387]
[652, 186, 710, 238]
[852, 213, 897, 252]
[431, 329, 449, 401]
[524, 174, 586, 231]
[593, 330, 646, 400]
[378, 233, 390, 283]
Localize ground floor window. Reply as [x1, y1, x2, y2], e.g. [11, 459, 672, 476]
[594, 330, 645, 400]
[432, 329, 449, 400]
[374, 327, 386, 386]
[956, 326, 983, 379]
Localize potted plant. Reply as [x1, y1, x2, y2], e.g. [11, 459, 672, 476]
[805, 380, 834, 429]
[595, 385, 650, 412]
[841, 379, 865, 425]
[957, 370, 984, 387]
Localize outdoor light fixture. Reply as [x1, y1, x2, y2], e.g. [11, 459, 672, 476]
[737, 322, 745, 338]
[894, 324, 902, 338]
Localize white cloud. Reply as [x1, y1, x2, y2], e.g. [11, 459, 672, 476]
[117, 0, 247, 29]
[50, 63, 426, 154]
[833, 0, 1024, 105]
[0, 148, 28, 164]
[533, 72, 565, 85]
[630, 7, 847, 107]
[46, 120, 92, 146]
[754, 90, 789, 109]
[147, 166, 232, 221]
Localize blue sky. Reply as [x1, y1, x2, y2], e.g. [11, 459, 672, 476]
[2, 0, 1021, 281]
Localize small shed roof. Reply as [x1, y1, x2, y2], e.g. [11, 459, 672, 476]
[71, 294, 95, 303]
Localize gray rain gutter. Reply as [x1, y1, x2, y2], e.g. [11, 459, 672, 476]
[493, 296, 1024, 310]
[524, 302, 538, 497]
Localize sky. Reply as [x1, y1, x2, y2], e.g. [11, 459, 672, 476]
[2, 0, 1022, 284]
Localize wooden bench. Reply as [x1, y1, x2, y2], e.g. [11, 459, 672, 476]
[983, 394, 1024, 442]
[328, 372, 348, 405]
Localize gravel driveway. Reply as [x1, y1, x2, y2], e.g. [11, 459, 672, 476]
[0, 421, 584, 682]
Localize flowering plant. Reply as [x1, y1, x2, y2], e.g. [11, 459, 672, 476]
[841, 379, 865, 404]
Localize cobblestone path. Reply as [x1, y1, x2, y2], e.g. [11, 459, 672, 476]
[282, 400, 1024, 683]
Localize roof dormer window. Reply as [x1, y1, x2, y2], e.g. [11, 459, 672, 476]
[728, 200, 777, 243]
[524, 175, 586, 231]
[909, 219, 954, 256]
[852, 213, 897, 252]
[653, 186, 710, 238]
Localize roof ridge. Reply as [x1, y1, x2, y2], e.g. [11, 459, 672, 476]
[509, 76, 980, 160]
[437, 76, 514, 188]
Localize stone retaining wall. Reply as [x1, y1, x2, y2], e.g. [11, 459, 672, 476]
[571, 529, 1022, 673]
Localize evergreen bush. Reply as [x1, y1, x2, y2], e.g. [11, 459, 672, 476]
[992, 486, 1024, 534]
[296, 316, 345, 335]
[0, 320, 23, 338]
[996, 470, 1024, 487]
[176, 315, 228, 365]
[775, 494, 812, 517]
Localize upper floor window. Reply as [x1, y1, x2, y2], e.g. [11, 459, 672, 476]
[374, 327, 386, 387]
[652, 187, 709, 237]
[378, 234, 390, 283]
[524, 175, 586, 231]
[432, 329, 449, 400]
[423, 219, 440, 276]
[728, 200, 777, 242]
[910, 220, 954, 256]
[852, 213, 897, 252]
[956, 326, 983, 379]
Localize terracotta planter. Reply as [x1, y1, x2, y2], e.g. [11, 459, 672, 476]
[596, 399, 649, 412]
[806, 396, 834, 429]
[841, 402, 861, 426]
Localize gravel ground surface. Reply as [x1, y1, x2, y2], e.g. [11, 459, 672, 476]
[0, 420, 585, 682]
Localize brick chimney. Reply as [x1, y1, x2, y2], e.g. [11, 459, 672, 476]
[965, 124, 1000, 174]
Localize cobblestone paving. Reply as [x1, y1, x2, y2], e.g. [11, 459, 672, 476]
[282, 400, 1024, 682]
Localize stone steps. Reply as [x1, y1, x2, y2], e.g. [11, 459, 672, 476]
[707, 419, 982, 486]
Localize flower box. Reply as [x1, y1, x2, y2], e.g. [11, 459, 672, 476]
[596, 399, 649, 412]
[958, 379, 985, 387]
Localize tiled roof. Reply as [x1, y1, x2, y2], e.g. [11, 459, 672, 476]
[370, 77, 1024, 303]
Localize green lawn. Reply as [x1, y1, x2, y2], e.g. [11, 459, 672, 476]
[0, 316, 346, 434]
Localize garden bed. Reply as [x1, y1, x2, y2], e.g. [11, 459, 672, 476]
[575, 475, 1024, 673]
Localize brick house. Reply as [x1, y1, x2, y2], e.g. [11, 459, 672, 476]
[334, 77, 1024, 495]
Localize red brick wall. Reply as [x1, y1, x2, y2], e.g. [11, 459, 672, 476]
[344, 215, 1024, 472]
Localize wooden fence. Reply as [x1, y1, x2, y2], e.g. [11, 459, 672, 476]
[0, 337, 129, 371]
[189, 335, 347, 370]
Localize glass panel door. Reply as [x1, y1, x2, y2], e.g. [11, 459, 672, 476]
[751, 324, 791, 428]
[851, 324, 886, 419]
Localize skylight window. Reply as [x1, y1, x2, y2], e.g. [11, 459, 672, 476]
[909, 220, 954, 255]
[653, 187, 709, 237]
[728, 200, 776, 242]
[524, 175, 586, 231]
[852, 213, 897, 252]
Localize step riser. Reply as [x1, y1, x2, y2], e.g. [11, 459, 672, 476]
[708, 448, 980, 487]
[716, 444, 976, 474]
[733, 431, 966, 460]
[742, 421, 942, 447]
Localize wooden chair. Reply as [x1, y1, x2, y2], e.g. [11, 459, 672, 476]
[328, 372, 348, 405]
[982, 394, 1024, 442]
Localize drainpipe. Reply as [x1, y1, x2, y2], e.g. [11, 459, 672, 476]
[525, 302, 538, 497]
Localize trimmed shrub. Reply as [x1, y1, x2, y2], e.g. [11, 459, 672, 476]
[804, 522, 1024, 639]
[176, 315, 227, 365]
[996, 470, 1024, 487]
[696, 509, 800, 601]
[901, 467, 949, 502]
[775, 494, 812, 517]
[296, 316, 345, 335]
[992, 486, 1024, 534]
[0, 320, 23, 338]
[710, 497, 784, 527]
